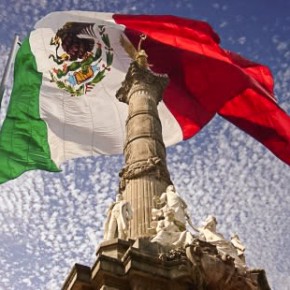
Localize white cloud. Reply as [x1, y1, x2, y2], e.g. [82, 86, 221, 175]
[237, 36, 246, 45]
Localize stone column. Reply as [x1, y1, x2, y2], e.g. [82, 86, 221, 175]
[116, 61, 172, 238]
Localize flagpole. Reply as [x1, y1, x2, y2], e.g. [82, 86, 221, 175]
[0, 34, 20, 109]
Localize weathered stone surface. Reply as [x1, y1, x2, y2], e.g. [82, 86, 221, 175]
[62, 238, 271, 290]
[116, 61, 172, 238]
[61, 263, 92, 290]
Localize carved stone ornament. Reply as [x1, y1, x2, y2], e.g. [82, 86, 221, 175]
[116, 61, 168, 105]
[119, 156, 162, 180]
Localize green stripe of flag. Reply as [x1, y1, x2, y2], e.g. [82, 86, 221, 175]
[0, 36, 60, 184]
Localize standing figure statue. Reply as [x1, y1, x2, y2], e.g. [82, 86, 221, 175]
[104, 194, 133, 241]
[155, 185, 189, 230]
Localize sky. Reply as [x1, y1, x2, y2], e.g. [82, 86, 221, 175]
[0, 1, 290, 289]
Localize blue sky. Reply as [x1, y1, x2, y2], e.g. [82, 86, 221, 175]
[0, 1, 290, 289]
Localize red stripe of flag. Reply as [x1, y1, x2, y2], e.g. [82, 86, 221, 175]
[113, 14, 290, 165]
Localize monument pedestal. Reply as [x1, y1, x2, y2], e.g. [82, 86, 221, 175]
[62, 238, 271, 290]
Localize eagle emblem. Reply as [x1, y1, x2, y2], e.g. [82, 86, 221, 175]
[49, 22, 114, 96]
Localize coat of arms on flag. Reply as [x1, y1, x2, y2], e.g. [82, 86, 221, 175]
[49, 22, 114, 96]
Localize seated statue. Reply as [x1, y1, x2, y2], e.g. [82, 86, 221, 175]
[198, 215, 246, 269]
[151, 208, 195, 247]
[151, 208, 181, 246]
[198, 215, 225, 243]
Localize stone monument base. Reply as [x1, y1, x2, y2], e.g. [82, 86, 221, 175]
[61, 238, 271, 290]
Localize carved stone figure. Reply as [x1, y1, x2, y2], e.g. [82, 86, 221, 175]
[151, 208, 182, 246]
[172, 229, 196, 248]
[231, 233, 246, 263]
[198, 215, 246, 269]
[154, 185, 188, 230]
[198, 215, 223, 242]
[151, 208, 196, 248]
[103, 194, 133, 240]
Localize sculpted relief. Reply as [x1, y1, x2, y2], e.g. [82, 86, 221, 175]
[150, 185, 247, 270]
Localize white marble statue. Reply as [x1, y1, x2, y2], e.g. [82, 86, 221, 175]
[172, 229, 196, 247]
[198, 215, 224, 242]
[151, 208, 195, 247]
[153, 185, 188, 229]
[103, 194, 133, 241]
[151, 208, 182, 246]
[198, 215, 246, 269]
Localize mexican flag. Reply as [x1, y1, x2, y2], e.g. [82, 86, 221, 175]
[0, 11, 289, 184]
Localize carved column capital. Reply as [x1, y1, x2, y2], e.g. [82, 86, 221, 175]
[116, 61, 169, 105]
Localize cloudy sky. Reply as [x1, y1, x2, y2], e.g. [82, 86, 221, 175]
[0, 1, 290, 289]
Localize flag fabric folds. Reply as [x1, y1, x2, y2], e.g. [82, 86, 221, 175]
[0, 11, 289, 184]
